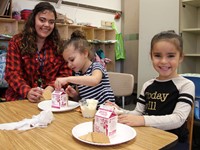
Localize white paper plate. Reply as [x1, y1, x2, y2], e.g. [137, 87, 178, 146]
[72, 121, 136, 146]
[38, 100, 79, 112]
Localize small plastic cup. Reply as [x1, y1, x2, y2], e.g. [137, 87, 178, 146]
[79, 98, 98, 118]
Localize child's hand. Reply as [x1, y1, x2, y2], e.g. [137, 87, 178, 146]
[104, 100, 120, 109]
[55, 77, 67, 90]
[118, 114, 145, 127]
[104, 100, 124, 114]
[65, 85, 79, 100]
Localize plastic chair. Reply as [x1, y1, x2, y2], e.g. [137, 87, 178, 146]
[107, 72, 134, 108]
[182, 74, 199, 150]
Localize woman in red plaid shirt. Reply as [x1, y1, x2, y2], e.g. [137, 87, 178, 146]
[5, 2, 72, 102]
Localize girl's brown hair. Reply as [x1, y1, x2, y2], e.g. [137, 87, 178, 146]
[150, 31, 183, 57]
[63, 30, 94, 60]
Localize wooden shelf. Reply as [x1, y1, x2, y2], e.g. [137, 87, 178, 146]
[0, 18, 15, 23]
[0, 18, 17, 35]
[182, 28, 200, 33]
[184, 54, 200, 56]
[180, 0, 200, 74]
[182, 0, 200, 7]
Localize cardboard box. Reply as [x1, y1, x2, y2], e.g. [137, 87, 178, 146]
[52, 89, 68, 109]
[94, 105, 118, 137]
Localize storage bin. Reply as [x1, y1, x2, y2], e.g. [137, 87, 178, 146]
[182, 74, 200, 97]
[194, 99, 200, 120]
[182, 73, 200, 120]
[0, 52, 8, 88]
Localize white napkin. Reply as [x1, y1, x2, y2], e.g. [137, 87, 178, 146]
[0, 110, 54, 131]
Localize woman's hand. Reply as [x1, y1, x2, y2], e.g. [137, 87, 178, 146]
[27, 87, 43, 103]
[118, 114, 145, 127]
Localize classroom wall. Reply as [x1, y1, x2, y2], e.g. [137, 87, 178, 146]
[64, 0, 121, 10]
[122, 0, 139, 93]
[12, 0, 121, 31]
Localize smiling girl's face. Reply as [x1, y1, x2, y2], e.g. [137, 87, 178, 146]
[151, 40, 183, 80]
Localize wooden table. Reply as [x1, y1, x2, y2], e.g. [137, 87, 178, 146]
[0, 100, 178, 150]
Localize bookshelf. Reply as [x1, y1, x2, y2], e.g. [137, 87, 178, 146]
[179, 0, 200, 74]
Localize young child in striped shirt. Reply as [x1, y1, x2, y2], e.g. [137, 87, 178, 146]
[55, 30, 115, 106]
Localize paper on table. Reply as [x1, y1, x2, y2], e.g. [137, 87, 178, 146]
[0, 110, 54, 131]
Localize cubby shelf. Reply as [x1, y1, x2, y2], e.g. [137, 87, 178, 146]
[179, 0, 200, 74]
[182, 0, 200, 7]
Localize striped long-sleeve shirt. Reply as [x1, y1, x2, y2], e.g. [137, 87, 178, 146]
[75, 62, 115, 105]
